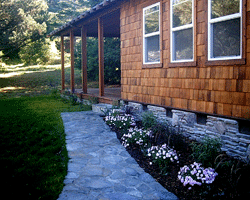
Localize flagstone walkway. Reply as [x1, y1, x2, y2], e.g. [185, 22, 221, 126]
[58, 111, 178, 200]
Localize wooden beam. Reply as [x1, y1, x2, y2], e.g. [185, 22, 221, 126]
[61, 35, 65, 91]
[81, 26, 88, 94]
[98, 17, 104, 96]
[70, 30, 75, 93]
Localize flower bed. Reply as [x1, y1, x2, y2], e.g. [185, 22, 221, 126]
[104, 110, 250, 199]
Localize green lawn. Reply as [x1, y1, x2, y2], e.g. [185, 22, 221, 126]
[0, 65, 94, 200]
[0, 64, 94, 199]
[0, 64, 86, 99]
[0, 90, 91, 199]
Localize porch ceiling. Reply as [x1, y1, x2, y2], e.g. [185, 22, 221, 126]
[48, 0, 123, 38]
[74, 9, 120, 37]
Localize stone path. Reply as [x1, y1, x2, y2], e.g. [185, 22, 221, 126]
[58, 111, 178, 200]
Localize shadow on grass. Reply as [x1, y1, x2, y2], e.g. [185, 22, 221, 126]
[0, 66, 84, 98]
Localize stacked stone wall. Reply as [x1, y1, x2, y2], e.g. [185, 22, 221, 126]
[126, 102, 250, 161]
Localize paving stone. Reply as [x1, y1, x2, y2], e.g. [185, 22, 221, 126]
[66, 172, 80, 179]
[85, 178, 113, 189]
[82, 166, 112, 177]
[58, 111, 178, 200]
[110, 171, 125, 180]
[125, 167, 139, 176]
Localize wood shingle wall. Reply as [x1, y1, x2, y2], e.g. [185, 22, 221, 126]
[120, 0, 250, 120]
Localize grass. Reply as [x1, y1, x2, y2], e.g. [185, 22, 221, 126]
[0, 63, 94, 99]
[0, 93, 91, 199]
[0, 63, 93, 199]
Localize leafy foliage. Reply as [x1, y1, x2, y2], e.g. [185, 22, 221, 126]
[191, 137, 222, 168]
[47, 0, 104, 34]
[141, 111, 158, 130]
[74, 37, 121, 85]
[0, 0, 48, 59]
[47, 0, 89, 33]
[19, 38, 51, 65]
[85, 0, 104, 7]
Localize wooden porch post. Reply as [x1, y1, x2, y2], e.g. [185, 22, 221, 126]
[81, 26, 87, 94]
[98, 17, 104, 96]
[70, 30, 75, 93]
[61, 35, 65, 91]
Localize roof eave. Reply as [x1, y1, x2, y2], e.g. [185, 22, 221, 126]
[48, 0, 124, 37]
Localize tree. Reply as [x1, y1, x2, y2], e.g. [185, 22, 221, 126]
[0, 0, 49, 59]
[47, 0, 89, 33]
[75, 37, 121, 85]
[86, 0, 103, 7]
[19, 38, 51, 65]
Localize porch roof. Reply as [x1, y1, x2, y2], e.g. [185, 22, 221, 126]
[48, 0, 125, 38]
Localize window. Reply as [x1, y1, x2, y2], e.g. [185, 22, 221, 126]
[208, 0, 242, 60]
[143, 3, 160, 64]
[170, 0, 194, 62]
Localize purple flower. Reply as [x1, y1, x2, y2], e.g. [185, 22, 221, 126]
[178, 162, 218, 189]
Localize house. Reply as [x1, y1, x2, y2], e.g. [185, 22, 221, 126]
[49, 0, 250, 160]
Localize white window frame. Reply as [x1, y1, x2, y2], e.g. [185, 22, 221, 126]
[208, 0, 242, 61]
[170, 0, 194, 63]
[143, 2, 161, 65]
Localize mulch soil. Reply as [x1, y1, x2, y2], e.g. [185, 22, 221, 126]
[107, 124, 250, 200]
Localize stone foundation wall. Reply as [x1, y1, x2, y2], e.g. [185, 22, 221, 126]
[126, 102, 250, 162]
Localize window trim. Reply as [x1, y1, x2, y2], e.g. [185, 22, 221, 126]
[142, 1, 163, 68]
[208, 0, 242, 61]
[205, 0, 246, 65]
[170, 0, 195, 64]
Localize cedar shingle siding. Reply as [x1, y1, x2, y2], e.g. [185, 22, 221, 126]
[121, 0, 250, 119]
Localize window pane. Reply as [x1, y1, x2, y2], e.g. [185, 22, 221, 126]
[145, 35, 160, 63]
[173, 0, 192, 28]
[145, 5, 159, 15]
[145, 10, 159, 34]
[211, 0, 240, 19]
[172, 28, 193, 61]
[211, 18, 240, 58]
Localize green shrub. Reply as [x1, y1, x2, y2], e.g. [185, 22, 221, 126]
[141, 111, 157, 130]
[69, 94, 79, 105]
[19, 38, 51, 65]
[191, 137, 222, 168]
[141, 114, 188, 151]
[0, 61, 6, 72]
[88, 96, 99, 104]
[74, 37, 121, 85]
[164, 126, 188, 152]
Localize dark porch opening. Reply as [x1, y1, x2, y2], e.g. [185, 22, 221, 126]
[49, 1, 122, 104]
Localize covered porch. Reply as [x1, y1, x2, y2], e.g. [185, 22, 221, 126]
[48, 0, 123, 104]
[75, 87, 121, 104]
